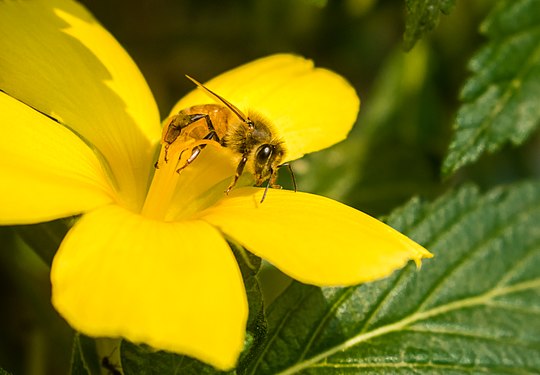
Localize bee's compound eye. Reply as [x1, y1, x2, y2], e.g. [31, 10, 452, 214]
[256, 144, 274, 163]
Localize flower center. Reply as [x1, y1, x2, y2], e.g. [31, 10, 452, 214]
[140, 140, 240, 221]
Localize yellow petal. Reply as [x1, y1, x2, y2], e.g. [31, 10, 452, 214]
[170, 54, 360, 162]
[198, 188, 432, 286]
[51, 205, 247, 370]
[166, 147, 242, 221]
[0, 0, 161, 210]
[0, 92, 114, 224]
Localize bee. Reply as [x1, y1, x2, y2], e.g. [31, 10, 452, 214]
[160, 75, 296, 202]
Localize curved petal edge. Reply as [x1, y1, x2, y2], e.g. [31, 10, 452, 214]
[198, 188, 432, 286]
[51, 205, 247, 370]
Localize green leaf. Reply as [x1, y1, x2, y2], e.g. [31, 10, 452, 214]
[229, 243, 268, 374]
[244, 181, 540, 374]
[0, 368, 13, 375]
[121, 341, 225, 375]
[443, 0, 540, 175]
[69, 334, 100, 375]
[14, 217, 74, 267]
[403, 0, 456, 51]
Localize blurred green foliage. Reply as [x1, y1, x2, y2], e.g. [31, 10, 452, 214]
[2, 0, 540, 374]
[403, 0, 456, 51]
[443, 0, 540, 175]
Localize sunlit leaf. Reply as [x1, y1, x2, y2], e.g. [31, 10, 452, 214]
[443, 0, 540, 175]
[245, 181, 540, 374]
[403, 0, 456, 50]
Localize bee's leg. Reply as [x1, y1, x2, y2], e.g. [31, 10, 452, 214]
[176, 113, 221, 144]
[198, 114, 221, 142]
[260, 167, 281, 203]
[175, 146, 203, 174]
[270, 163, 296, 191]
[162, 113, 191, 163]
[161, 112, 220, 164]
[225, 155, 248, 194]
[175, 135, 221, 174]
[260, 179, 272, 203]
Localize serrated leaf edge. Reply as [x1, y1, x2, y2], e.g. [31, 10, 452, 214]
[411, 193, 535, 313]
[296, 287, 357, 362]
[443, 23, 540, 175]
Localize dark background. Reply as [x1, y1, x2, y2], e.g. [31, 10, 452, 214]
[3, 1, 539, 374]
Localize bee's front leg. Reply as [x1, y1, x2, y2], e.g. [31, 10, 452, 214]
[225, 155, 248, 194]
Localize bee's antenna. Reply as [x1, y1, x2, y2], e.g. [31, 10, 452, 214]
[260, 163, 296, 203]
[185, 75, 252, 127]
[260, 150, 276, 203]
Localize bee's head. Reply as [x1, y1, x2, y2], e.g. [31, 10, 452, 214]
[252, 142, 285, 185]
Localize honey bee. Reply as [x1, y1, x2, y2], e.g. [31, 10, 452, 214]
[160, 75, 296, 202]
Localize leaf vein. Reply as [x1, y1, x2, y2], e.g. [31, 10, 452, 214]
[276, 278, 540, 374]
[296, 287, 356, 362]
[493, 239, 540, 289]
[309, 361, 537, 374]
[356, 266, 411, 334]
[405, 325, 540, 347]
[249, 286, 314, 375]
[414, 199, 539, 313]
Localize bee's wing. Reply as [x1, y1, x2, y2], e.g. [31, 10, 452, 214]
[171, 54, 360, 162]
[185, 75, 250, 124]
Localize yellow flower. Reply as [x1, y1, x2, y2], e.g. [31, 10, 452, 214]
[0, 0, 432, 370]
